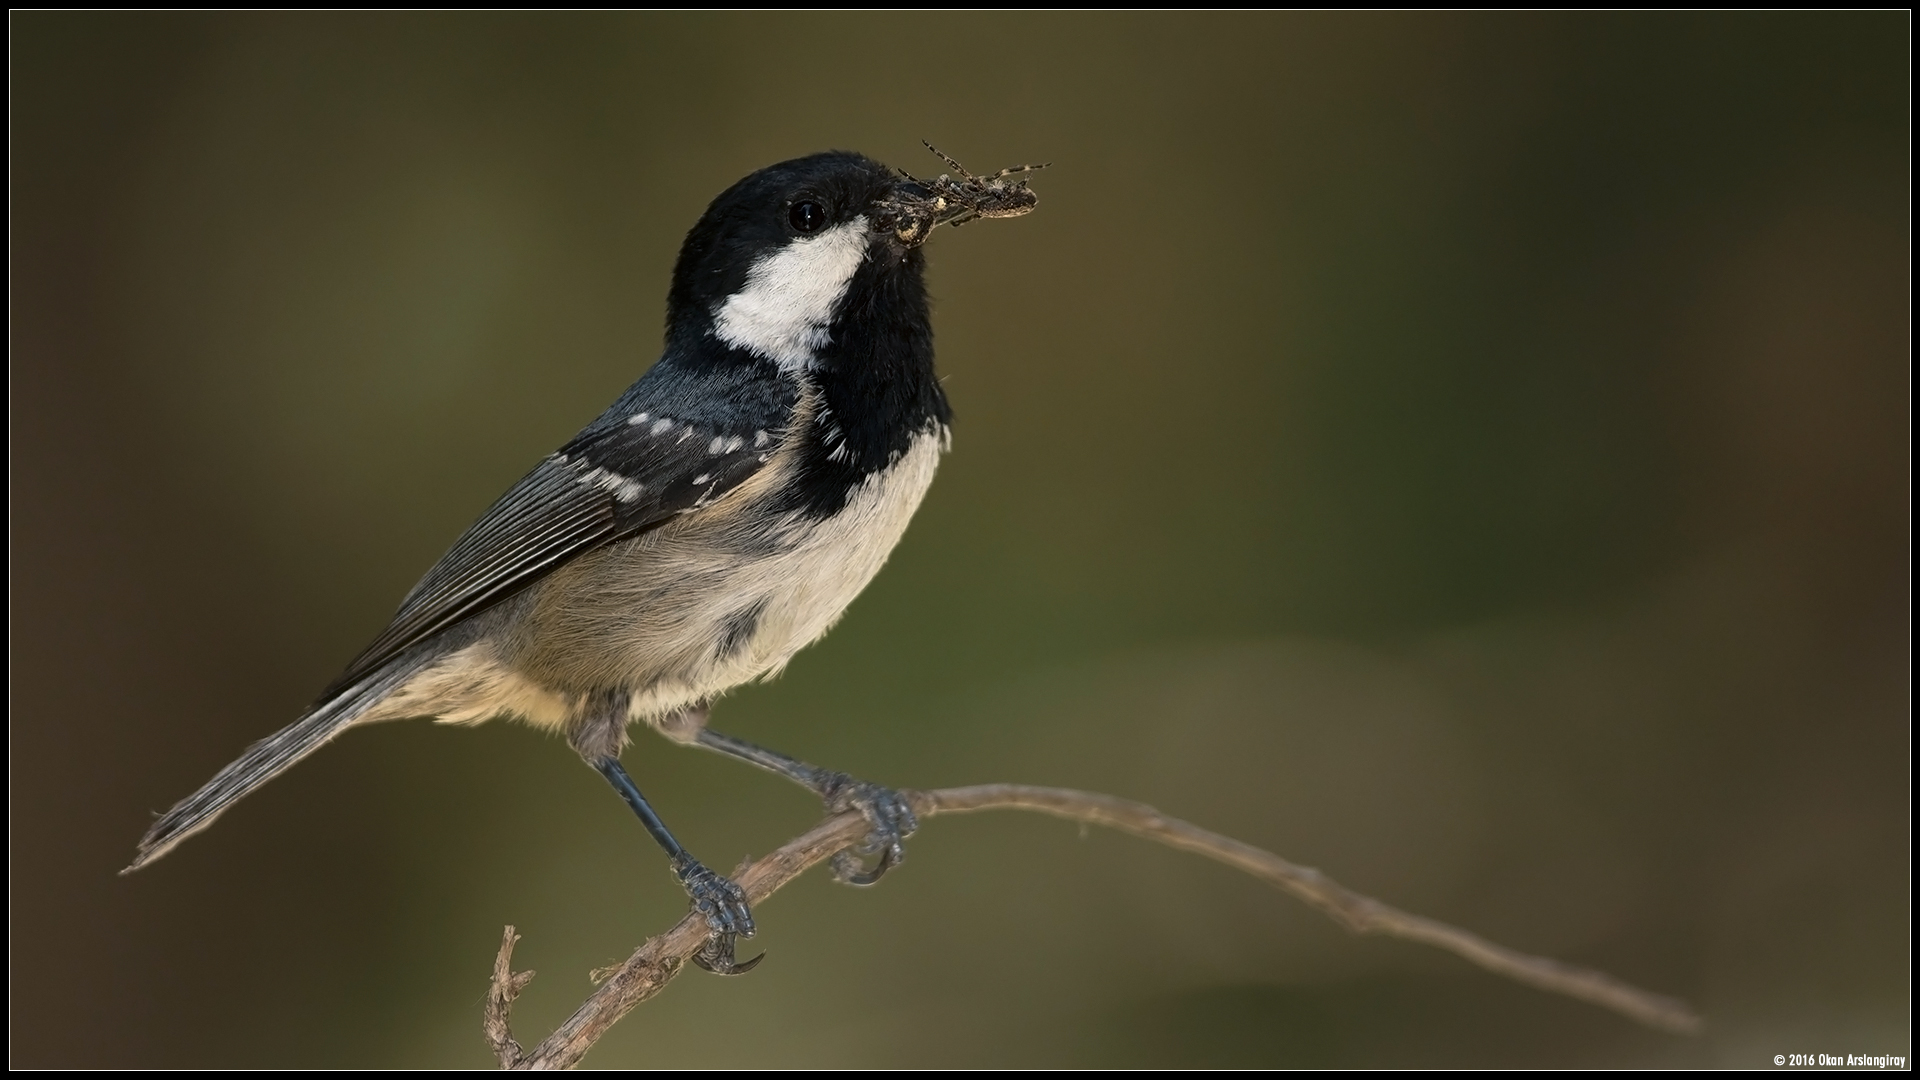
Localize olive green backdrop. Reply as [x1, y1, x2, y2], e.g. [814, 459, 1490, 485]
[12, 12, 1908, 1068]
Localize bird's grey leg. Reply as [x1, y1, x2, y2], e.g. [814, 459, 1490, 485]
[574, 696, 760, 975]
[692, 727, 918, 887]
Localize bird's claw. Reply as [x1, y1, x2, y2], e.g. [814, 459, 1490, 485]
[817, 774, 918, 886]
[691, 938, 765, 976]
[672, 854, 762, 975]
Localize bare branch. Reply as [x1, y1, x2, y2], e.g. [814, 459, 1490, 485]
[513, 815, 871, 1070]
[929, 785, 1702, 1035]
[499, 784, 1700, 1069]
[484, 926, 537, 1069]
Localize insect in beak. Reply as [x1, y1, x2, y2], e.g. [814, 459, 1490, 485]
[880, 142, 1050, 247]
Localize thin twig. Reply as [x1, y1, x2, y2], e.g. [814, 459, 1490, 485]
[492, 784, 1701, 1069]
[484, 926, 536, 1069]
[930, 785, 1701, 1034]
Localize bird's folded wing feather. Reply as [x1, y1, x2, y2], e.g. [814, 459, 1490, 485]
[320, 403, 786, 699]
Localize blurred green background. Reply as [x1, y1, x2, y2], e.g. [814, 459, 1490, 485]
[11, 12, 1908, 1068]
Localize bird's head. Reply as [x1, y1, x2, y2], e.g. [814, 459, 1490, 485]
[665, 148, 1043, 374]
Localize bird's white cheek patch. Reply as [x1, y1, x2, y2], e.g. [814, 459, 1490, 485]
[711, 216, 869, 371]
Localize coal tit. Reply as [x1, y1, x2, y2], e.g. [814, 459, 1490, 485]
[124, 146, 1044, 973]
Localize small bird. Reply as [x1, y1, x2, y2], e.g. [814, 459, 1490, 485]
[124, 145, 1045, 973]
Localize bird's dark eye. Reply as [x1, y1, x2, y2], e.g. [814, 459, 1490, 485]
[788, 200, 827, 234]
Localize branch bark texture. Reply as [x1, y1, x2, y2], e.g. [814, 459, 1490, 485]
[487, 783, 1701, 1069]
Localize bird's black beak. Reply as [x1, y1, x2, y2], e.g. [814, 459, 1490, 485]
[878, 144, 1048, 249]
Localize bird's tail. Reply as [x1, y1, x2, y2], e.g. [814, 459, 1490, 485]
[122, 657, 428, 873]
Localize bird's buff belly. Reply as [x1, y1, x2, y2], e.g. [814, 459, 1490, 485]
[365, 429, 943, 736]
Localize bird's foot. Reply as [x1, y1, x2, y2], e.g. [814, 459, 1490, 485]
[671, 854, 762, 975]
[815, 773, 919, 886]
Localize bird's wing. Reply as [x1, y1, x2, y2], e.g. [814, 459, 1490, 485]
[321, 403, 786, 698]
